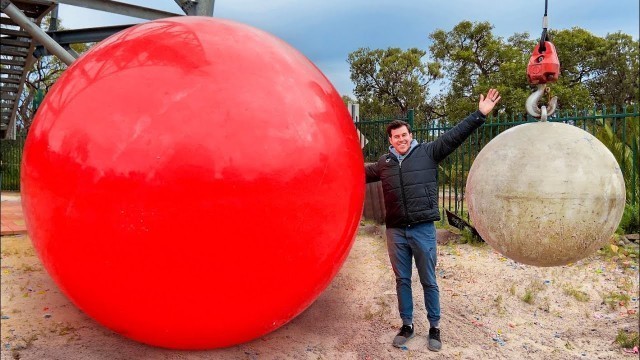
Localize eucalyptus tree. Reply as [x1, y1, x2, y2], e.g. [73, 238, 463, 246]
[347, 47, 442, 124]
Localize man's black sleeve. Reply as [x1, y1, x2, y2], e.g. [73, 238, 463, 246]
[365, 162, 380, 183]
[428, 110, 486, 163]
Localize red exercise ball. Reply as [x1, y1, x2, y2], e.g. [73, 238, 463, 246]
[21, 16, 364, 349]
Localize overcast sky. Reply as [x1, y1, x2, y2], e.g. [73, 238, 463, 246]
[58, 1, 639, 97]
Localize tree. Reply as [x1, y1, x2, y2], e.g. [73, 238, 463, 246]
[347, 47, 441, 123]
[427, 22, 640, 123]
[535, 28, 638, 111]
[589, 32, 639, 106]
[347, 21, 638, 124]
[429, 21, 512, 123]
[545, 27, 602, 111]
[16, 15, 92, 134]
[341, 95, 355, 106]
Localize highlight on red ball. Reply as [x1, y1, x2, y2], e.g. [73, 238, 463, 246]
[21, 16, 365, 349]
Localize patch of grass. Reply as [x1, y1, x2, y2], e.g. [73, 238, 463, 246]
[459, 228, 484, 246]
[615, 329, 639, 349]
[626, 246, 639, 259]
[360, 219, 377, 226]
[494, 295, 506, 315]
[445, 243, 461, 256]
[521, 280, 545, 305]
[597, 240, 621, 259]
[1, 247, 21, 257]
[509, 284, 516, 296]
[21, 248, 35, 257]
[617, 277, 634, 292]
[603, 292, 631, 310]
[563, 285, 590, 302]
[49, 322, 77, 336]
[58, 324, 76, 336]
[522, 290, 535, 304]
[597, 235, 640, 263]
[617, 202, 639, 235]
[18, 264, 39, 273]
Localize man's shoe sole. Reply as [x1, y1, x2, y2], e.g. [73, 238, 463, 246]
[392, 333, 415, 348]
[427, 343, 442, 352]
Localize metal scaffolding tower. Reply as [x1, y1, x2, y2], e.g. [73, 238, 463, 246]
[0, 0, 215, 139]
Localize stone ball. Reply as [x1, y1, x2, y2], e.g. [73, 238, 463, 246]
[466, 122, 626, 266]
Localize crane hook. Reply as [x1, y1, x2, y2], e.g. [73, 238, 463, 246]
[525, 84, 558, 121]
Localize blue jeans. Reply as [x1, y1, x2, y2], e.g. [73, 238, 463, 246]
[385, 221, 439, 328]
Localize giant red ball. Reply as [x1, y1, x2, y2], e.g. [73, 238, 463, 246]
[21, 17, 364, 349]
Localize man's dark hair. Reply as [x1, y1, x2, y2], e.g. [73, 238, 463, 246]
[386, 120, 411, 137]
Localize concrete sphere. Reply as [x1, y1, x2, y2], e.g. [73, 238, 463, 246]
[466, 122, 626, 266]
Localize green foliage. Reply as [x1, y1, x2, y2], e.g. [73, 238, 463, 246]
[616, 329, 640, 349]
[563, 286, 590, 302]
[347, 47, 442, 123]
[589, 32, 639, 106]
[603, 291, 631, 310]
[17, 14, 93, 135]
[347, 20, 639, 128]
[522, 290, 535, 304]
[549, 27, 601, 109]
[459, 227, 482, 246]
[618, 203, 639, 234]
[594, 117, 640, 207]
[429, 21, 510, 124]
[521, 280, 545, 304]
[342, 95, 356, 107]
[596, 237, 639, 263]
[0, 138, 25, 191]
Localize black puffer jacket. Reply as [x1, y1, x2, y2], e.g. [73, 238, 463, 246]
[365, 110, 486, 228]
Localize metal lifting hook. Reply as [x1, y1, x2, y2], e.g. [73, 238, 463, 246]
[525, 84, 558, 121]
[525, 0, 560, 121]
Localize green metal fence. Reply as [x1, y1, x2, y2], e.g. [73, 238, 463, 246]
[2, 106, 638, 217]
[356, 106, 639, 222]
[0, 136, 26, 191]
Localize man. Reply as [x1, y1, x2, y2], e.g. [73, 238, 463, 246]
[365, 89, 501, 352]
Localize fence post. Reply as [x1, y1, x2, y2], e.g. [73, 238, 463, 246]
[407, 109, 414, 129]
[632, 129, 638, 206]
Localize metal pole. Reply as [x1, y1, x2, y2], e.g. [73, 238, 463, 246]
[1, 0, 76, 65]
[174, 0, 214, 16]
[194, 0, 215, 16]
[58, 0, 182, 20]
[48, 5, 58, 31]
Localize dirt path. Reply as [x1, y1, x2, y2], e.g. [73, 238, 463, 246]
[1, 224, 638, 359]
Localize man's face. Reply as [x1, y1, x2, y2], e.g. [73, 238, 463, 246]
[389, 126, 413, 155]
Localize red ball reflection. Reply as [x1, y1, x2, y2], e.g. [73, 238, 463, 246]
[21, 17, 364, 349]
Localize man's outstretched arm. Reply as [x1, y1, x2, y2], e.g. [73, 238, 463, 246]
[429, 89, 501, 163]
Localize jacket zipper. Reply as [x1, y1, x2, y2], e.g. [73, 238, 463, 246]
[398, 162, 408, 221]
[396, 147, 417, 224]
